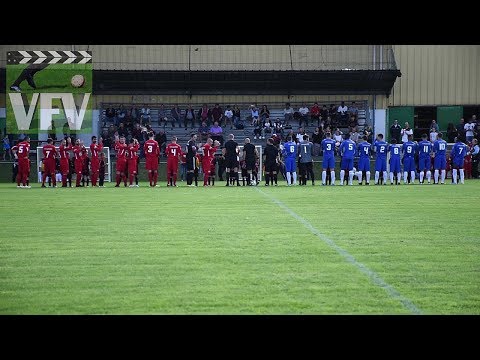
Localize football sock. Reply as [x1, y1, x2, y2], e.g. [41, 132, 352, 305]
[383, 171, 388, 184]
[459, 169, 465, 183]
[452, 169, 458, 184]
[286, 172, 291, 185]
[434, 169, 439, 183]
[348, 170, 354, 185]
[390, 172, 394, 184]
[410, 171, 415, 184]
[366, 171, 371, 184]
[426, 170, 431, 183]
[292, 172, 297, 185]
[330, 170, 336, 185]
[441, 170, 446, 183]
[340, 170, 345, 184]
[322, 170, 326, 185]
[374, 171, 379, 184]
[420, 171, 424, 183]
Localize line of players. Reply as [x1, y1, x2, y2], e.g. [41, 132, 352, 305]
[318, 131, 469, 185]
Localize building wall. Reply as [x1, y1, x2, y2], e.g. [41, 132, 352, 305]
[389, 45, 480, 106]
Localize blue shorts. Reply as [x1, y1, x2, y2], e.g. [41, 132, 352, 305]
[453, 158, 464, 169]
[375, 158, 387, 172]
[341, 158, 353, 171]
[285, 157, 296, 172]
[418, 157, 431, 171]
[390, 157, 401, 173]
[403, 157, 416, 172]
[434, 156, 446, 170]
[322, 156, 335, 170]
[358, 157, 370, 172]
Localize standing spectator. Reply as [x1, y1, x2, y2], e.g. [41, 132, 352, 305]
[298, 103, 309, 128]
[311, 127, 323, 156]
[224, 105, 234, 129]
[310, 102, 321, 127]
[283, 103, 294, 126]
[430, 119, 439, 132]
[184, 105, 196, 130]
[105, 107, 116, 125]
[198, 104, 211, 126]
[350, 126, 360, 143]
[3, 135, 11, 160]
[401, 122, 413, 143]
[233, 105, 242, 129]
[333, 128, 344, 147]
[48, 120, 57, 141]
[140, 105, 151, 126]
[456, 118, 466, 142]
[328, 104, 337, 126]
[390, 119, 402, 143]
[171, 104, 181, 128]
[211, 104, 223, 126]
[337, 101, 348, 126]
[447, 123, 458, 143]
[296, 127, 306, 143]
[464, 118, 475, 143]
[430, 127, 438, 143]
[470, 138, 479, 178]
[158, 104, 168, 128]
[117, 122, 128, 138]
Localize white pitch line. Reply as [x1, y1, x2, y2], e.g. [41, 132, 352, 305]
[255, 187, 423, 315]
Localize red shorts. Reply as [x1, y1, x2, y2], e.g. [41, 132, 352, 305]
[167, 159, 179, 174]
[116, 158, 127, 172]
[202, 160, 212, 174]
[91, 158, 100, 172]
[145, 157, 158, 171]
[128, 159, 138, 174]
[19, 158, 30, 174]
[60, 158, 70, 174]
[43, 159, 56, 174]
[75, 160, 83, 173]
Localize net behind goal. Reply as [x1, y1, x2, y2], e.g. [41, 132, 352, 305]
[36, 146, 111, 182]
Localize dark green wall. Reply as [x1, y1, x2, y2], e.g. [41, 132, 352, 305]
[386, 106, 414, 142]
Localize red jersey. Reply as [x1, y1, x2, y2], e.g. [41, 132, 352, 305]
[43, 144, 57, 160]
[144, 139, 160, 159]
[166, 143, 182, 160]
[203, 144, 217, 160]
[73, 145, 85, 162]
[59, 145, 72, 159]
[310, 104, 320, 116]
[17, 141, 30, 159]
[127, 144, 139, 160]
[114, 141, 128, 159]
[90, 143, 104, 159]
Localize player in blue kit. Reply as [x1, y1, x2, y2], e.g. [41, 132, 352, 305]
[388, 138, 402, 185]
[451, 137, 468, 184]
[321, 132, 336, 185]
[417, 133, 433, 184]
[357, 135, 371, 185]
[282, 136, 298, 186]
[339, 133, 356, 185]
[373, 133, 388, 185]
[433, 132, 447, 184]
[402, 134, 417, 184]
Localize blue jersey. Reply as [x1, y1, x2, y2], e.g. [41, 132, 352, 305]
[373, 140, 388, 159]
[452, 142, 467, 160]
[418, 140, 432, 158]
[283, 141, 298, 160]
[358, 141, 371, 159]
[340, 139, 356, 159]
[433, 139, 447, 157]
[389, 144, 401, 159]
[402, 141, 416, 158]
[321, 138, 336, 158]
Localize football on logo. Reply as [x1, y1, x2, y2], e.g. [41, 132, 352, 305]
[71, 74, 85, 88]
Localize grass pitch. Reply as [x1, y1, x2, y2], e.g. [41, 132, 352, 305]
[0, 180, 479, 314]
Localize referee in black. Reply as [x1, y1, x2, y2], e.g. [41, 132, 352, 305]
[264, 137, 279, 186]
[186, 133, 198, 186]
[223, 134, 240, 186]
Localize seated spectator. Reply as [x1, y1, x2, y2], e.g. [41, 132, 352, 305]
[158, 104, 168, 128]
[198, 104, 211, 127]
[283, 103, 294, 126]
[349, 115, 358, 128]
[211, 104, 223, 125]
[171, 104, 181, 128]
[264, 122, 273, 137]
[184, 105, 196, 130]
[141, 105, 151, 126]
[131, 106, 140, 123]
[198, 121, 210, 142]
[132, 123, 142, 142]
[333, 128, 344, 146]
[224, 105, 234, 129]
[253, 121, 264, 140]
[233, 105, 242, 129]
[117, 105, 126, 124]
[328, 104, 337, 122]
[209, 121, 224, 145]
[260, 105, 270, 124]
[298, 103, 309, 128]
[251, 104, 259, 126]
[349, 101, 358, 120]
[320, 105, 329, 126]
[310, 102, 321, 126]
[350, 126, 360, 143]
[155, 130, 167, 155]
[105, 107, 116, 125]
[117, 122, 128, 138]
[337, 101, 348, 126]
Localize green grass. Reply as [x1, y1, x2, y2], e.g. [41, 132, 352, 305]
[0, 180, 479, 314]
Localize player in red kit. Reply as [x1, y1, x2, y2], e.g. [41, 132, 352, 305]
[128, 138, 140, 187]
[165, 136, 182, 186]
[73, 139, 86, 187]
[17, 136, 31, 188]
[41, 138, 58, 187]
[59, 137, 73, 187]
[90, 135, 103, 187]
[144, 132, 160, 187]
[202, 138, 220, 186]
[114, 135, 128, 187]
